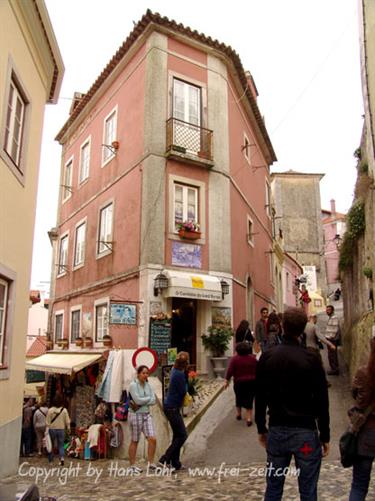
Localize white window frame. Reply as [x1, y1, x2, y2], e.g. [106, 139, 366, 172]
[62, 155, 73, 202]
[57, 232, 69, 277]
[173, 183, 199, 231]
[247, 215, 255, 247]
[102, 106, 118, 167]
[54, 310, 64, 343]
[4, 77, 26, 168]
[265, 180, 272, 218]
[73, 219, 87, 269]
[70, 305, 82, 344]
[168, 174, 206, 241]
[94, 298, 109, 344]
[0, 278, 9, 366]
[97, 201, 114, 258]
[243, 133, 251, 164]
[79, 137, 91, 184]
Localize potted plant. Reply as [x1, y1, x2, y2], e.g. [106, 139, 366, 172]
[177, 220, 201, 240]
[46, 339, 54, 350]
[83, 336, 93, 348]
[75, 337, 83, 347]
[57, 338, 69, 349]
[202, 325, 233, 378]
[102, 335, 113, 347]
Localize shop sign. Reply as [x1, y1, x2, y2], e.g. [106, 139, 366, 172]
[167, 286, 222, 301]
[149, 320, 172, 356]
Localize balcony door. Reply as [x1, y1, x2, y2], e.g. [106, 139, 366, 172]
[173, 79, 201, 154]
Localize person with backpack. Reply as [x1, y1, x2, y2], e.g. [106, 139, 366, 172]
[46, 393, 70, 466]
[348, 337, 375, 500]
[33, 401, 48, 456]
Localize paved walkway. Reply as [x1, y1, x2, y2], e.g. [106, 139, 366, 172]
[2, 339, 374, 500]
[1, 457, 374, 500]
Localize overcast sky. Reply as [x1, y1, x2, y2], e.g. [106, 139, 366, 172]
[31, 0, 364, 290]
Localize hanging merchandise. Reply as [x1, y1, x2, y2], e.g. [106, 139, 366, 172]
[114, 391, 129, 422]
[110, 422, 124, 448]
[75, 385, 96, 428]
[96, 351, 115, 402]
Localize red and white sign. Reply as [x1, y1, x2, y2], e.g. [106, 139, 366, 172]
[131, 347, 158, 373]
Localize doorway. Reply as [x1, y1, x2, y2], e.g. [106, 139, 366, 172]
[171, 298, 197, 366]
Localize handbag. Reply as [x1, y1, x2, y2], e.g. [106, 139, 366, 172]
[339, 429, 358, 468]
[43, 429, 52, 453]
[339, 401, 375, 468]
[183, 393, 193, 407]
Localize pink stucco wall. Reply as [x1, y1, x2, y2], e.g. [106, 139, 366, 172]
[227, 75, 274, 328]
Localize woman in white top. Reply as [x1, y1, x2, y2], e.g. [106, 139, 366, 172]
[33, 401, 48, 456]
[46, 393, 70, 466]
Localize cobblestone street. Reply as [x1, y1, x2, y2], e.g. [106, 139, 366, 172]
[2, 344, 374, 500]
[1, 457, 375, 500]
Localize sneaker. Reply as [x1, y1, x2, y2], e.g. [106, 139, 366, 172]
[148, 463, 158, 471]
[174, 464, 186, 471]
[158, 461, 175, 472]
[129, 465, 142, 474]
[59, 459, 64, 466]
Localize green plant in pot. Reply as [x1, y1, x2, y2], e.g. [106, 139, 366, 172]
[202, 325, 233, 378]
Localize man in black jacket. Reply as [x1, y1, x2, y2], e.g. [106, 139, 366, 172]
[255, 307, 330, 501]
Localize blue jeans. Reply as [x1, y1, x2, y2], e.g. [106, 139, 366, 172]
[349, 455, 374, 501]
[48, 429, 65, 462]
[159, 408, 187, 469]
[265, 426, 322, 501]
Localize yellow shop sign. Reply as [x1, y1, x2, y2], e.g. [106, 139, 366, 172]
[191, 276, 204, 289]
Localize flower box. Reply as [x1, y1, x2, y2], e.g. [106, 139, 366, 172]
[75, 337, 83, 347]
[178, 229, 201, 240]
[102, 335, 113, 347]
[83, 337, 93, 348]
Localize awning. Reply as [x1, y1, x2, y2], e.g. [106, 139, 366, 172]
[25, 353, 102, 375]
[163, 270, 223, 301]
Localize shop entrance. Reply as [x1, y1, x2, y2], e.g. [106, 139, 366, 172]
[171, 298, 197, 366]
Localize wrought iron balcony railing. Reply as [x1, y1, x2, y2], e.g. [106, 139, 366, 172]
[166, 117, 213, 163]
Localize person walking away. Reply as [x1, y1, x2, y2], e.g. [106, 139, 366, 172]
[159, 351, 189, 471]
[325, 305, 340, 375]
[46, 393, 70, 466]
[305, 314, 336, 353]
[235, 320, 254, 348]
[21, 399, 34, 457]
[266, 312, 283, 347]
[224, 342, 257, 426]
[255, 307, 269, 352]
[33, 401, 48, 456]
[349, 338, 375, 501]
[128, 365, 157, 473]
[255, 307, 330, 501]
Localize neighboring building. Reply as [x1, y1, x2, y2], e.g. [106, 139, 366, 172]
[0, 0, 63, 477]
[321, 199, 346, 296]
[282, 252, 303, 310]
[341, 0, 374, 377]
[271, 170, 327, 298]
[49, 10, 276, 373]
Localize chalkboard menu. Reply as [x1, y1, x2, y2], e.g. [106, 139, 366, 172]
[149, 320, 172, 356]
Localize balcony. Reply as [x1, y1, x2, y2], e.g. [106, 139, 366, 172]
[166, 117, 214, 168]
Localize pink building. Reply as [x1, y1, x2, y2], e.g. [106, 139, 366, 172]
[49, 11, 276, 372]
[322, 199, 346, 294]
[282, 252, 303, 310]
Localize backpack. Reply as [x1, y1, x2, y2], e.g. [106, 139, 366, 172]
[115, 392, 129, 422]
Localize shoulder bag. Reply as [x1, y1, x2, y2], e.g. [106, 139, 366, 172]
[339, 401, 375, 468]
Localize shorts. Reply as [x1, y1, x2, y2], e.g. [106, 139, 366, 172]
[129, 412, 155, 442]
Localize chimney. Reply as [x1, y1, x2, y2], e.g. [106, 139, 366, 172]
[244, 71, 258, 102]
[330, 199, 336, 215]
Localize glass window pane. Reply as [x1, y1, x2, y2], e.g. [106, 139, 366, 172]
[0, 284, 5, 307]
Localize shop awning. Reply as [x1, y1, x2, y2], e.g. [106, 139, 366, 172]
[25, 353, 102, 375]
[163, 270, 223, 301]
